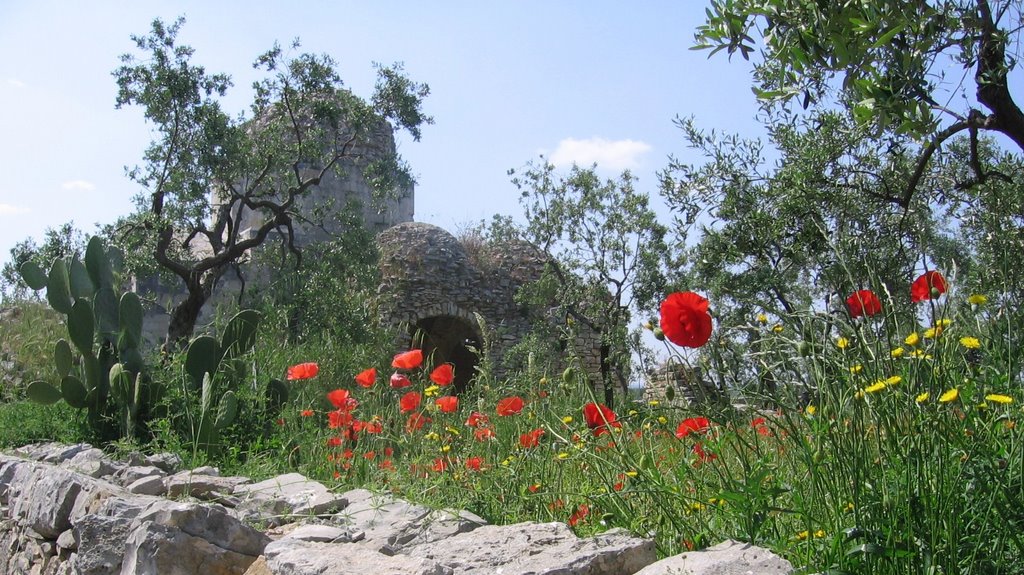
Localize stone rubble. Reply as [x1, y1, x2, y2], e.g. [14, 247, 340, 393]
[0, 442, 793, 575]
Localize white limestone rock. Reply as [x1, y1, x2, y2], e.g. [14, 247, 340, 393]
[633, 539, 793, 575]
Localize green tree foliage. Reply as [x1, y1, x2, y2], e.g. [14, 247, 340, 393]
[510, 161, 669, 406]
[696, 0, 1024, 205]
[660, 110, 954, 327]
[1, 223, 85, 301]
[111, 17, 431, 348]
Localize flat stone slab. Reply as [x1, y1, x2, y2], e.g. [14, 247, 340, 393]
[404, 520, 656, 574]
[633, 539, 793, 575]
[263, 539, 450, 575]
[234, 473, 346, 526]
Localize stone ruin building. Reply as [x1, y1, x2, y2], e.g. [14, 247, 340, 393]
[375, 222, 605, 391]
[642, 362, 728, 409]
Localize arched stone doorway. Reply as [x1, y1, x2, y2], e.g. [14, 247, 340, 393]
[411, 315, 482, 394]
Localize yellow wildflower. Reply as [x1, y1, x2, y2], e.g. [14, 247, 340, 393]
[985, 394, 1013, 404]
[628, 409, 638, 416]
[939, 388, 959, 403]
[425, 432, 440, 441]
[843, 502, 855, 513]
[647, 400, 660, 407]
[424, 385, 440, 397]
[905, 332, 920, 346]
[562, 416, 573, 424]
[556, 452, 569, 460]
[771, 323, 784, 333]
[968, 294, 988, 306]
[795, 530, 810, 541]
[916, 392, 929, 403]
[885, 375, 903, 386]
[863, 381, 887, 394]
[657, 416, 668, 425]
[814, 530, 826, 539]
[959, 336, 981, 349]
[441, 445, 451, 453]
[625, 470, 638, 477]
[757, 313, 768, 324]
[805, 405, 816, 416]
[923, 327, 940, 339]
[890, 347, 905, 358]
[837, 337, 850, 349]
[936, 318, 952, 328]
[849, 364, 863, 374]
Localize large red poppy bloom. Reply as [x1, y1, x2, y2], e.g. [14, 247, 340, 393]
[465, 456, 483, 471]
[435, 396, 459, 413]
[354, 368, 377, 388]
[392, 350, 424, 370]
[911, 271, 948, 302]
[659, 292, 713, 348]
[430, 364, 455, 386]
[496, 396, 525, 416]
[399, 391, 422, 413]
[676, 416, 711, 439]
[286, 362, 319, 381]
[582, 402, 622, 437]
[846, 290, 882, 318]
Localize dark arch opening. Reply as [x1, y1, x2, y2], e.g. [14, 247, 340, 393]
[411, 315, 482, 395]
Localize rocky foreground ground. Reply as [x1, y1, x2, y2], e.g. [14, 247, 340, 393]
[0, 442, 792, 574]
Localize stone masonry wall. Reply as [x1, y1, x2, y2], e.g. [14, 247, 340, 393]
[375, 222, 606, 385]
[0, 442, 793, 575]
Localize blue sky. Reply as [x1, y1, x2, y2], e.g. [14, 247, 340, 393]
[0, 2, 766, 270]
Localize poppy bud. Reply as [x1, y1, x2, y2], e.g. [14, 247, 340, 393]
[797, 341, 811, 357]
[562, 367, 575, 384]
[665, 385, 675, 402]
[653, 327, 665, 341]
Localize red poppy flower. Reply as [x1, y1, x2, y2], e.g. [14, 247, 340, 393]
[328, 409, 353, 429]
[390, 373, 413, 389]
[496, 396, 525, 416]
[519, 428, 545, 448]
[582, 402, 622, 437]
[846, 290, 882, 318]
[911, 270, 948, 302]
[392, 349, 424, 370]
[433, 457, 451, 473]
[300, 409, 314, 417]
[354, 367, 377, 388]
[363, 450, 376, 461]
[362, 419, 383, 434]
[286, 362, 319, 381]
[751, 417, 772, 437]
[406, 412, 430, 433]
[430, 363, 455, 386]
[379, 459, 395, 472]
[466, 411, 489, 428]
[692, 442, 717, 466]
[435, 396, 459, 413]
[568, 504, 589, 527]
[659, 292, 713, 348]
[399, 391, 422, 413]
[326, 436, 342, 448]
[465, 456, 483, 471]
[474, 427, 496, 441]
[676, 417, 711, 439]
[326, 389, 357, 410]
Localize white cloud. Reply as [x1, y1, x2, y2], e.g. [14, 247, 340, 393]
[62, 180, 96, 192]
[0, 203, 30, 216]
[6, 78, 26, 89]
[549, 137, 652, 171]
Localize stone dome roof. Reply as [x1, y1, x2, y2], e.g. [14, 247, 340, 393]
[377, 222, 474, 285]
